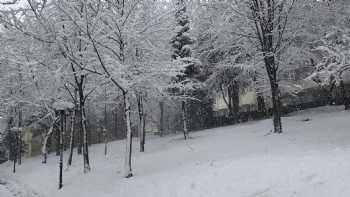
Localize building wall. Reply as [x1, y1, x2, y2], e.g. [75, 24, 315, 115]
[22, 128, 42, 157]
[213, 90, 258, 111]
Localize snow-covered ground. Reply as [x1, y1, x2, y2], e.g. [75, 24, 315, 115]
[1, 106, 350, 197]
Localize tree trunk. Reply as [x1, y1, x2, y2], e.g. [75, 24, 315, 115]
[340, 80, 350, 110]
[328, 80, 336, 105]
[251, 0, 286, 134]
[137, 95, 145, 152]
[159, 101, 164, 137]
[7, 116, 16, 173]
[182, 100, 188, 140]
[56, 126, 60, 156]
[228, 81, 239, 123]
[233, 81, 239, 121]
[227, 84, 234, 121]
[142, 113, 146, 151]
[123, 93, 133, 178]
[114, 108, 118, 138]
[103, 128, 108, 156]
[77, 108, 83, 155]
[13, 154, 16, 173]
[59, 111, 64, 189]
[257, 95, 266, 115]
[13, 129, 17, 174]
[103, 87, 108, 155]
[67, 110, 75, 166]
[262, 52, 283, 134]
[82, 106, 91, 173]
[271, 83, 282, 133]
[63, 116, 68, 151]
[42, 123, 55, 164]
[265, 57, 282, 133]
[17, 109, 22, 165]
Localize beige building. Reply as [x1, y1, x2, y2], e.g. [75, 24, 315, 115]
[213, 89, 259, 112]
[22, 127, 42, 157]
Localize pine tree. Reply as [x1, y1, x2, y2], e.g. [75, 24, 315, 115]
[170, 0, 208, 138]
[170, 0, 194, 140]
[171, 0, 193, 60]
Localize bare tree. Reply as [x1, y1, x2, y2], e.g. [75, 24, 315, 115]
[248, 0, 297, 133]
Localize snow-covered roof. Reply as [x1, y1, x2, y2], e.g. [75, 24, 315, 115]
[279, 79, 321, 97]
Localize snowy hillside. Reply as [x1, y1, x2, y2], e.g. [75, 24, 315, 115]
[1, 106, 350, 197]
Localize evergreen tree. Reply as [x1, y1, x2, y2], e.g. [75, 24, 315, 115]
[170, 0, 194, 60]
[169, 0, 213, 137]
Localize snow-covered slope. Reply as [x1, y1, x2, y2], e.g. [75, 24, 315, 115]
[1, 106, 350, 197]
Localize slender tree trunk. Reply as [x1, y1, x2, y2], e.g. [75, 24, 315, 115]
[159, 101, 164, 137]
[232, 81, 239, 122]
[228, 81, 239, 123]
[114, 108, 118, 138]
[227, 84, 234, 120]
[142, 113, 146, 150]
[42, 123, 55, 164]
[64, 115, 69, 151]
[59, 111, 64, 189]
[103, 128, 108, 156]
[82, 106, 91, 173]
[67, 110, 76, 166]
[340, 80, 349, 110]
[137, 95, 145, 152]
[103, 87, 108, 155]
[123, 93, 133, 178]
[7, 116, 16, 173]
[13, 148, 16, 174]
[56, 126, 60, 156]
[257, 95, 266, 115]
[182, 100, 188, 140]
[17, 109, 22, 165]
[77, 108, 83, 155]
[13, 129, 17, 173]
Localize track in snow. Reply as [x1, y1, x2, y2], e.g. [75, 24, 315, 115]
[0, 178, 42, 197]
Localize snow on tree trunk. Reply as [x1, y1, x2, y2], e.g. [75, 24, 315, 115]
[42, 123, 54, 164]
[123, 93, 133, 178]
